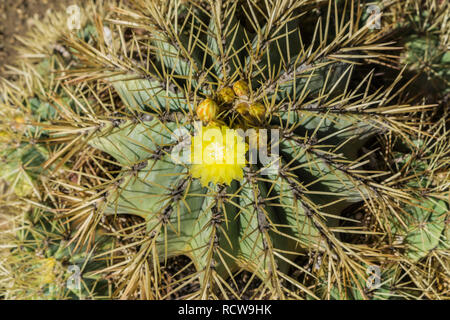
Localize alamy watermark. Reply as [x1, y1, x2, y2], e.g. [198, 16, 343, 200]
[67, 5, 81, 31]
[366, 265, 381, 290]
[366, 5, 382, 30]
[66, 264, 81, 291]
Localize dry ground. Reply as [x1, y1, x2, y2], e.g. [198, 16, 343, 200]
[0, 0, 73, 75]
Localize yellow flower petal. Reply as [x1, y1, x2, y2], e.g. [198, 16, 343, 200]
[190, 125, 247, 186]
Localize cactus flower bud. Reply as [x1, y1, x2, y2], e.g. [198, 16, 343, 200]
[217, 87, 235, 104]
[12, 115, 26, 130]
[235, 102, 249, 115]
[196, 98, 219, 122]
[249, 102, 266, 120]
[0, 131, 10, 143]
[13, 115, 25, 124]
[233, 80, 249, 97]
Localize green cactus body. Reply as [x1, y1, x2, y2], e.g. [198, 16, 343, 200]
[70, 1, 422, 295]
[5, 209, 113, 300]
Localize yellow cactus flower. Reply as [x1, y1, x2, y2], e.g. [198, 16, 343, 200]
[217, 87, 236, 104]
[233, 80, 249, 97]
[190, 125, 247, 186]
[196, 98, 219, 123]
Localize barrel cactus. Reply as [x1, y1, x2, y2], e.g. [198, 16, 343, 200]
[380, 0, 449, 98]
[1, 208, 114, 300]
[1, 0, 449, 299]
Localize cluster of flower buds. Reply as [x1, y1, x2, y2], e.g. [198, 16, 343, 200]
[196, 80, 266, 124]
